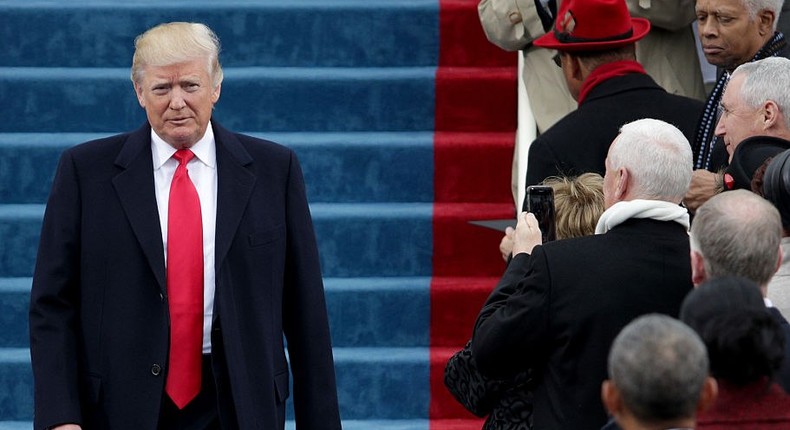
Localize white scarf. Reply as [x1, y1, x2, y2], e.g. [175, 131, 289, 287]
[595, 199, 690, 235]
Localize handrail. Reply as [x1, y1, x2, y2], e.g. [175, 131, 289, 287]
[515, 51, 537, 211]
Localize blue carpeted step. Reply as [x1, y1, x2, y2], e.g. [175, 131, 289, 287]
[0, 132, 434, 204]
[324, 277, 429, 347]
[265, 132, 434, 204]
[332, 347, 429, 419]
[0, 280, 29, 349]
[1, 276, 428, 349]
[323, 421, 428, 430]
[0, 349, 32, 422]
[311, 203, 433, 277]
[0, 421, 432, 430]
[0, 346, 429, 422]
[0, 423, 29, 430]
[0, 203, 433, 278]
[0, 67, 435, 133]
[0, 206, 42, 280]
[0, 0, 438, 68]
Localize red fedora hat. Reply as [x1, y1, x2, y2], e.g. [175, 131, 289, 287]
[534, 0, 650, 52]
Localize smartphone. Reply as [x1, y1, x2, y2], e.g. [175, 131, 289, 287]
[525, 185, 556, 243]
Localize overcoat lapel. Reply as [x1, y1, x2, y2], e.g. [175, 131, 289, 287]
[213, 123, 255, 271]
[111, 124, 167, 293]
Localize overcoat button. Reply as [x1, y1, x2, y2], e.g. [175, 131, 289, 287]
[151, 364, 162, 376]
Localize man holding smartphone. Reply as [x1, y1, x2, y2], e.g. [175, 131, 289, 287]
[472, 119, 695, 429]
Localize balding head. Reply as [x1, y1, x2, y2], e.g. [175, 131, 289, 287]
[689, 189, 782, 290]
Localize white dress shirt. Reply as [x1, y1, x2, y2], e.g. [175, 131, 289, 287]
[152, 123, 217, 354]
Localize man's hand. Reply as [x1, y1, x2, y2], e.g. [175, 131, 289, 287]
[512, 212, 543, 256]
[499, 227, 515, 262]
[684, 169, 721, 213]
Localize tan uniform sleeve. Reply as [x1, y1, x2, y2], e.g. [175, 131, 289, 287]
[626, 0, 697, 31]
[478, 0, 552, 51]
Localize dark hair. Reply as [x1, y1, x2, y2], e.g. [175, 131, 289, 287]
[751, 156, 773, 196]
[680, 277, 786, 384]
[698, 309, 784, 384]
[763, 148, 790, 229]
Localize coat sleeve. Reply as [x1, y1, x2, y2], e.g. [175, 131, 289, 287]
[471, 249, 552, 379]
[626, 0, 696, 31]
[478, 0, 552, 51]
[281, 151, 342, 429]
[28, 150, 84, 429]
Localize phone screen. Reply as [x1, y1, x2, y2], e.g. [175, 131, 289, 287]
[526, 185, 556, 243]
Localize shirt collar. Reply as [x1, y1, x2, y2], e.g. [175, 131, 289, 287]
[151, 121, 217, 170]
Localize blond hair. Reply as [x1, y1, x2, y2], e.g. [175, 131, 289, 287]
[131, 22, 223, 88]
[543, 173, 605, 240]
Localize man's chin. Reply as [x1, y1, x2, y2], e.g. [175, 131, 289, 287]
[703, 54, 731, 70]
[162, 132, 198, 149]
[160, 125, 202, 148]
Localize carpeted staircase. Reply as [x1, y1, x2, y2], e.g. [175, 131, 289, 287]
[0, 1, 516, 428]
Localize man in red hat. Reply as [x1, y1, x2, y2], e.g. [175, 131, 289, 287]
[523, 0, 703, 189]
[479, 0, 706, 210]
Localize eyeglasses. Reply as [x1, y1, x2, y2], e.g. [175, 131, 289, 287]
[552, 52, 563, 68]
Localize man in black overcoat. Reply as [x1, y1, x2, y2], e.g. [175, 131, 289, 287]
[472, 118, 695, 429]
[524, 0, 703, 188]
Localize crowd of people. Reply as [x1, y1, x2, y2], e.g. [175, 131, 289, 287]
[25, 0, 790, 429]
[445, 0, 790, 428]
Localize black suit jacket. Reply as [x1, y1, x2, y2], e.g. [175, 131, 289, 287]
[768, 307, 790, 392]
[29, 121, 341, 430]
[526, 73, 703, 187]
[472, 218, 693, 429]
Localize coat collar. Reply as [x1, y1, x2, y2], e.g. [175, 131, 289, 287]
[581, 72, 662, 106]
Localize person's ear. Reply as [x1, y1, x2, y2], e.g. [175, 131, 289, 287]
[757, 9, 776, 36]
[211, 83, 222, 105]
[690, 249, 707, 286]
[601, 380, 623, 417]
[568, 55, 584, 82]
[134, 82, 146, 108]
[762, 100, 781, 130]
[697, 377, 719, 413]
[615, 167, 629, 201]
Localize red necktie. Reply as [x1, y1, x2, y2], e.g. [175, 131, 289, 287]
[165, 149, 203, 409]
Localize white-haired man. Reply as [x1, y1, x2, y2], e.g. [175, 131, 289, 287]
[717, 57, 790, 160]
[472, 118, 695, 429]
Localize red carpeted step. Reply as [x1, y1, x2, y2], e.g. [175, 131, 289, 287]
[432, 203, 513, 278]
[432, 0, 518, 425]
[438, 0, 517, 68]
[430, 419, 488, 430]
[434, 132, 515, 204]
[434, 67, 518, 133]
[430, 277, 499, 348]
